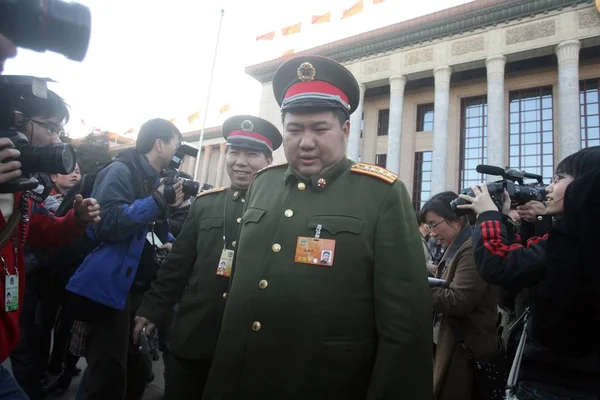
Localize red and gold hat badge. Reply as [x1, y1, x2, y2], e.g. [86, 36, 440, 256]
[297, 62, 316, 82]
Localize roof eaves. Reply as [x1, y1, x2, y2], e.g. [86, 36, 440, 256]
[245, 0, 586, 83]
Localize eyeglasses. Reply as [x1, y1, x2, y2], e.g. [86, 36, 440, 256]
[426, 220, 446, 231]
[30, 119, 64, 136]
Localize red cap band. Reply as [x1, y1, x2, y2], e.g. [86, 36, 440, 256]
[284, 81, 349, 104]
[229, 130, 273, 149]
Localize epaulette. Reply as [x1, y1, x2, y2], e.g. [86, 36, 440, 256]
[196, 187, 227, 198]
[350, 162, 397, 184]
[256, 162, 288, 177]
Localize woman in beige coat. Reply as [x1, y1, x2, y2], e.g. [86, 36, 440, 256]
[420, 192, 499, 400]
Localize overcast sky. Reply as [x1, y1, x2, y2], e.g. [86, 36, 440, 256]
[4, 0, 472, 138]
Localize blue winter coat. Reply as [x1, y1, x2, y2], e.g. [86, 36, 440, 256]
[66, 153, 169, 310]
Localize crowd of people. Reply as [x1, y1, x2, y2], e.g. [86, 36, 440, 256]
[1, 32, 599, 400]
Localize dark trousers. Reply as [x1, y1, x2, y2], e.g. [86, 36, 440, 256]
[9, 268, 55, 400]
[163, 353, 211, 400]
[82, 294, 153, 400]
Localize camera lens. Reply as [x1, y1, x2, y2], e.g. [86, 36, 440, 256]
[181, 179, 200, 197]
[45, 1, 92, 61]
[20, 143, 76, 175]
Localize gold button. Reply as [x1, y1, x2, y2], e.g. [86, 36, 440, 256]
[237, 217, 241, 224]
[251, 321, 261, 332]
[284, 209, 294, 218]
[258, 279, 268, 289]
[297, 182, 306, 191]
[233, 191, 239, 198]
[272, 243, 281, 252]
[232, 241, 237, 248]
[222, 292, 228, 299]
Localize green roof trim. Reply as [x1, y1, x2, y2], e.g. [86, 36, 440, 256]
[245, 0, 588, 83]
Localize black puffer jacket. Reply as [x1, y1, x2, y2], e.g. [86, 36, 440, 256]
[473, 207, 600, 394]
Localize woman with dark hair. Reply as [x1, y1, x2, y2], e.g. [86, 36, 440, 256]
[421, 191, 499, 400]
[458, 146, 600, 399]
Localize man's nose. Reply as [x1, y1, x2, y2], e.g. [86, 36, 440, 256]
[299, 134, 316, 150]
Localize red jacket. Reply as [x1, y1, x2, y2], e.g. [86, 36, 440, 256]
[0, 192, 86, 362]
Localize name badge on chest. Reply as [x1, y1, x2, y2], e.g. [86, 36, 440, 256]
[295, 224, 336, 267]
[5, 275, 18, 312]
[216, 249, 234, 277]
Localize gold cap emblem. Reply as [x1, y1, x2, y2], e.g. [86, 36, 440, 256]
[297, 62, 316, 82]
[241, 120, 254, 132]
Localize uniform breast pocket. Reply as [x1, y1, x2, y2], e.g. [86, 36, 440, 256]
[308, 215, 364, 236]
[199, 217, 222, 232]
[242, 207, 267, 225]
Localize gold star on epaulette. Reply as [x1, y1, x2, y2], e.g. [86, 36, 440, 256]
[350, 162, 397, 184]
[196, 187, 227, 198]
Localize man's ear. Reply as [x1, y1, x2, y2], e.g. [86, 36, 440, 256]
[50, 174, 58, 183]
[155, 139, 164, 153]
[266, 156, 273, 165]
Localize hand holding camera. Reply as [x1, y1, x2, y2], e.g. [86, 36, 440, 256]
[456, 184, 499, 215]
[0, 137, 21, 184]
[157, 178, 184, 207]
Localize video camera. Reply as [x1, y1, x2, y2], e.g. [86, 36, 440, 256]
[0, 76, 76, 192]
[450, 164, 548, 216]
[0, 0, 92, 62]
[161, 142, 200, 204]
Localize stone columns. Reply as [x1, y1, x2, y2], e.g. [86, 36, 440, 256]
[431, 66, 452, 194]
[556, 40, 582, 159]
[347, 83, 366, 161]
[200, 145, 213, 186]
[485, 55, 507, 180]
[386, 75, 407, 174]
[215, 143, 227, 187]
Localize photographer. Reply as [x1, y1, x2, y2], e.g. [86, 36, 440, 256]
[422, 192, 499, 400]
[457, 146, 600, 399]
[0, 34, 100, 400]
[66, 118, 184, 400]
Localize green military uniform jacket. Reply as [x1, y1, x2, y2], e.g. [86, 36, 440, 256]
[202, 158, 433, 400]
[137, 187, 246, 360]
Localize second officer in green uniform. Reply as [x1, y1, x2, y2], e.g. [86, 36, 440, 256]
[132, 115, 282, 399]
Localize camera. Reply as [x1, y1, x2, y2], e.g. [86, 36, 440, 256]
[0, 76, 76, 193]
[137, 326, 159, 361]
[161, 142, 200, 204]
[450, 165, 548, 216]
[0, 0, 91, 61]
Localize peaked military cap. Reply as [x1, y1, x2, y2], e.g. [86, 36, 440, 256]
[272, 56, 360, 115]
[222, 115, 282, 155]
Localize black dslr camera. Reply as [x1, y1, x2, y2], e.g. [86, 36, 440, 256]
[450, 164, 548, 216]
[0, 76, 76, 193]
[0, 0, 92, 62]
[161, 142, 200, 204]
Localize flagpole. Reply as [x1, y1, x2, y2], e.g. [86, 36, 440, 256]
[193, 9, 225, 184]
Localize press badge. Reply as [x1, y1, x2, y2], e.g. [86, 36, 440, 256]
[5, 275, 18, 312]
[295, 224, 336, 267]
[216, 249, 234, 277]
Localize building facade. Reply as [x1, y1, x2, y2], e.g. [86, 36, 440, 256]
[245, 0, 600, 209]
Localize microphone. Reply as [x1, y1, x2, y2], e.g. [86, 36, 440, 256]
[476, 164, 505, 176]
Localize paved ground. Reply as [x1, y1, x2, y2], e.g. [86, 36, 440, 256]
[3, 355, 166, 399]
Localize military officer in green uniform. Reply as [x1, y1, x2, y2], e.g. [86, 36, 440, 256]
[132, 115, 282, 399]
[201, 56, 432, 400]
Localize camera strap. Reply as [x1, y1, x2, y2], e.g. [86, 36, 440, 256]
[0, 211, 20, 250]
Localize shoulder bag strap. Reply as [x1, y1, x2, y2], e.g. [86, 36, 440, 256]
[0, 210, 21, 249]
